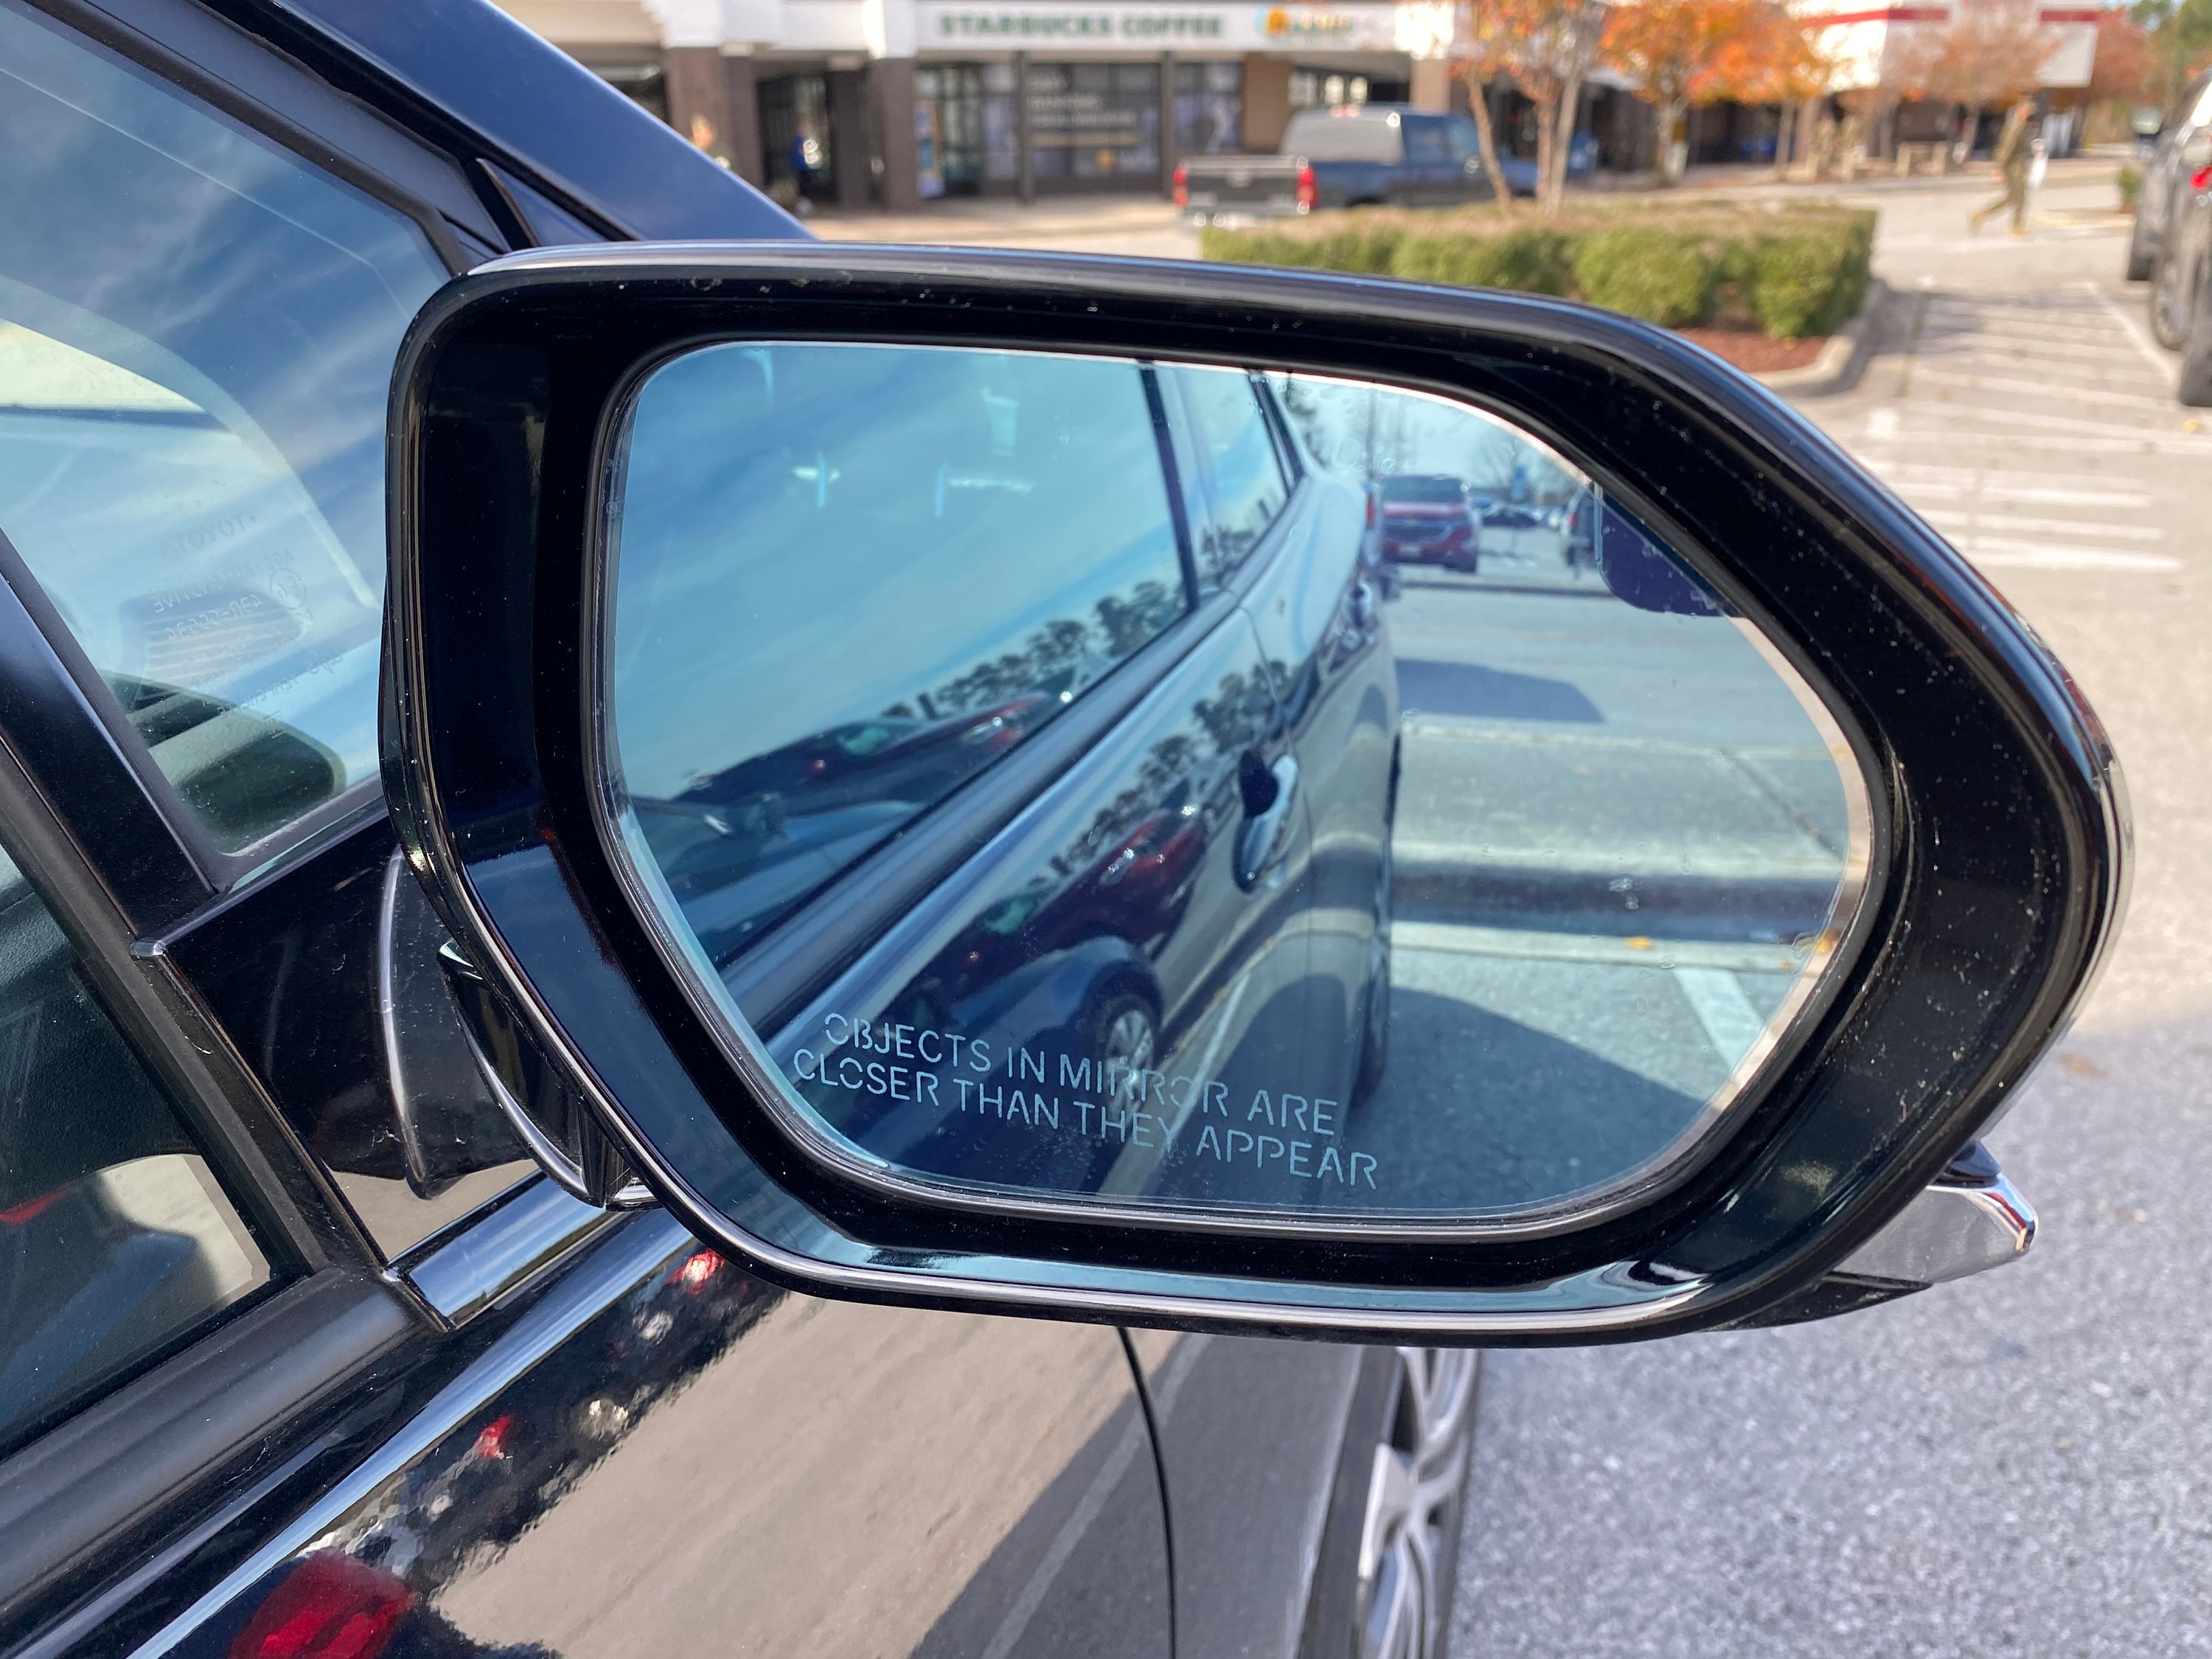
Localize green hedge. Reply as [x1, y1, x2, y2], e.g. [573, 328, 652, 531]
[1201, 204, 1876, 341]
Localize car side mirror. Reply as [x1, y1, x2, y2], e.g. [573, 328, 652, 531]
[380, 246, 2124, 1343]
[2185, 131, 2212, 170]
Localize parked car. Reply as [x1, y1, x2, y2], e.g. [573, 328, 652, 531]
[2133, 74, 2212, 403]
[1374, 473, 1479, 572]
[2126, 69, 2212, 285]
[0, 5, 2124, 1659]
[1176, 105, 1496, 220]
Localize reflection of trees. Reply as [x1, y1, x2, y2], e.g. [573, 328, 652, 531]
[884, 578, 1182, 723]
[1054, 666, 1263, 880]
[1270, 373, 1576, 500]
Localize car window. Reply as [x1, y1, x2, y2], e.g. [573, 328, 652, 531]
[608, 344, 1193, 968]
[0, 841, 271, 1456]
[1405, 120, 1449, 165]
[1169, 367, 1290, 587]
[0, 4, 449, 853]
[1447, 119, 1481, 164]
[1283, 108, 1402, 164]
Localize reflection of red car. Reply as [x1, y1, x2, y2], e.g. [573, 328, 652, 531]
[953, 790, 1209, 988]
[1374, 474, 1477, 572]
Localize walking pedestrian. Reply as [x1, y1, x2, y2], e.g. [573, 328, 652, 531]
[1969, 97, 2037, 237]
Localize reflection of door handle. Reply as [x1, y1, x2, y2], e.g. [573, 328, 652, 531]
[1235, 754, 1300, 890]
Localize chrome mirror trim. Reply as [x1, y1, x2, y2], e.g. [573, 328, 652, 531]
[1836, 1150, 2035, 1289]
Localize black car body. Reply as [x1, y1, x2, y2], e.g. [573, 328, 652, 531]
[0, 4, 1429, 1658]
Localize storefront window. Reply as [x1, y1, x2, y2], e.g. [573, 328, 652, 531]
[984, 63, 1020, 183]
[1289, 70, 1370, 110]
[917, 63, 1020, 195]
[760, 73, 835, 209]
[1173, 61, 1242, 156]
[1029, 63, 1158, 188]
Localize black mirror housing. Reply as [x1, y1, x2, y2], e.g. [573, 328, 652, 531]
[381, 245, 2124, 1343]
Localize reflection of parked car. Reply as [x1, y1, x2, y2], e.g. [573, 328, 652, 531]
[0, 10, 1458, 1659]
[1375, 473, 1478, 572]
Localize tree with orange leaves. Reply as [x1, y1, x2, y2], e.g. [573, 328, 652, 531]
[1917, 0, 2051, 113]
[1453, 0, 1607, 215]
[1601, 0, 1761, 180]
[1453, 0, 1523, 215]
[2084, 8, 2154, 105]
[1603, 0, 1827, 179]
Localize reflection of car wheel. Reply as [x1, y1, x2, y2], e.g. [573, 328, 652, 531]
[1086, 990, 1158, 1090]
[1352, 1349, 1481, 1659]
[2151, 250, 2192, 349]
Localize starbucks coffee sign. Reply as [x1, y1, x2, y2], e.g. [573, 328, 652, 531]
[915, 1, 1402, 50]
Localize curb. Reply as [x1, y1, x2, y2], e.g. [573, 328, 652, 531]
[1754, 276, 1890, 397]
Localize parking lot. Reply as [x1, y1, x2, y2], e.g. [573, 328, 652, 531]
[1447, 165, 2212, 1658]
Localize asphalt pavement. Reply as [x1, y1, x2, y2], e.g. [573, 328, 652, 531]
[1447, 161, 2212, 1658]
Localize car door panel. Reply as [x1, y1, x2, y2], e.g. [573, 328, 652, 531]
[1128, 1329, 1363, 1659]
[1239, 467, 1395, 1110]
[153, 1215, 1166, 1659]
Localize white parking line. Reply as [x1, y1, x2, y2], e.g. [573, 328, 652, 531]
[1958, 541, 2183, 572]
[2086, 279, 2182, 382]
[1913, 368, 2177, 412]
[1921, 509, 2166, 541]
[1674, 968, 1769, 1062]
[1871, 476, 2154, 508]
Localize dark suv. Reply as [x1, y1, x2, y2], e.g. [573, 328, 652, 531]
[2127, 69, 2212, 402]
[0, 4, 1446, 1658]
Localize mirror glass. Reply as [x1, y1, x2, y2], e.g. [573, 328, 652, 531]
[599, 344, 1869, 1231]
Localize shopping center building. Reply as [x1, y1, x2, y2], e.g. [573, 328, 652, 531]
[492, 0, 1457, 210]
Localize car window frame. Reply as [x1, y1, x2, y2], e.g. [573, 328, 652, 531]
[1161, 367, 1296, 591]
[0, 0, 504, 919]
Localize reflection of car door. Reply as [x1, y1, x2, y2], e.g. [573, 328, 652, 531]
[1238, 392, 1397, 1110]
[786, 605, 1313, 1211]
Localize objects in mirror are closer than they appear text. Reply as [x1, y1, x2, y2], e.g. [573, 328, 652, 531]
[792, 1012, 1380, 1190]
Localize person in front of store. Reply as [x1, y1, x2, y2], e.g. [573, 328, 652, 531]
[789, 121, 824, 215]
